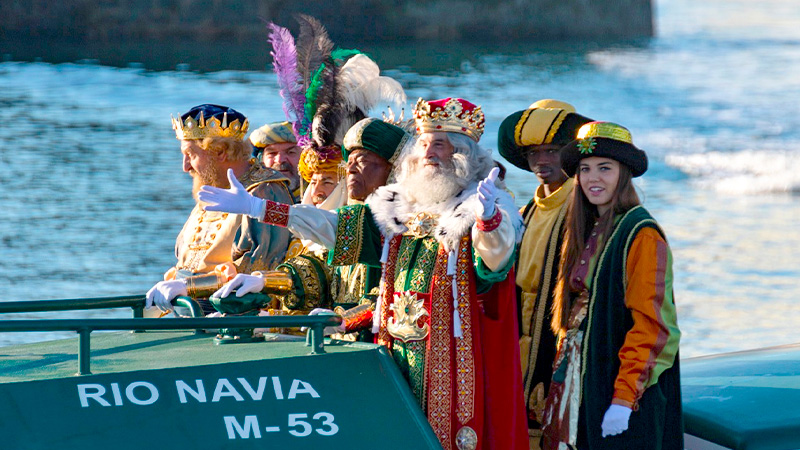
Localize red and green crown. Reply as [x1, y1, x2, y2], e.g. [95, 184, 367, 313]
[413, 97, 485, 142]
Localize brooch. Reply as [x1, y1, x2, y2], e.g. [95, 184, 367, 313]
[404, 211, 439, 238]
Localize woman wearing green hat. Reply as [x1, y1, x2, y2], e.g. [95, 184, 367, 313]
[541, 122, 683, 449]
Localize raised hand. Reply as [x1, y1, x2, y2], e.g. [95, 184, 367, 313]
[477, 166, 500, 219]
[198, 169, 265, 218]
[600, 404, 632, 437]
[213, 273, 265, 299]
[145, 280, 188, 312]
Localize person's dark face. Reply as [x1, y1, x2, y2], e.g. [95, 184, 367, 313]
[525, 144, 567, 187]
[346, 149, 391, 201]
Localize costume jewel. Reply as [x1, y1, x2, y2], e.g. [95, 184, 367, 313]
[404, 211, 439, 239]
[387, 291, 430, 342]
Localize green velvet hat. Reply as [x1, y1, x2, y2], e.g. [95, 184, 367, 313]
[342, 118, 410, 164]
[561, 121, 648, 177]
[498, 101, 593, 172]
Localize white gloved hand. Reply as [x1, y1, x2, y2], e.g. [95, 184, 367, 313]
[145, 280, 188, 312]
[601, 404, 632, 437]
[301, 308, 345, 335]
[477, 167, 500, 220]
[213, 273, 265, 299]
[198, 169, 265, 218]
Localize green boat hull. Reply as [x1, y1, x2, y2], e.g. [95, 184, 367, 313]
[0, 331, 440, 449]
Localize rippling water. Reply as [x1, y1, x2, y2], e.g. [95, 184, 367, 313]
[2, 0, 799, 356]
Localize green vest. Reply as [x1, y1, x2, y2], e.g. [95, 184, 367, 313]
[579, 206, 683, 449]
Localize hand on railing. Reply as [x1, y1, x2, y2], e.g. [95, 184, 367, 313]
[301, 308, 345, 335]
[146, 280, 187, 312]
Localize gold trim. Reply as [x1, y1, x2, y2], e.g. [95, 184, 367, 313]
[523, 201, 568, 403]
[576, 122, 632, 143]
[343, 118, 376, 153]
[455, 236, 475, 425]
[185, 272, 223, 298]
[260, 271, 294, 295]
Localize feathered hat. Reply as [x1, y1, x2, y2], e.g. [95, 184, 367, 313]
[267, 16, 406, 183]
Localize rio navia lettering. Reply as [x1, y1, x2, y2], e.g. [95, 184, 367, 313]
[77, 376, 320, 407]
[76, 376, 338, 440]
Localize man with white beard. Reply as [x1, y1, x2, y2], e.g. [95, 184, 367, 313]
[145, 104, 293, 315]
[199, 97, 529, 450]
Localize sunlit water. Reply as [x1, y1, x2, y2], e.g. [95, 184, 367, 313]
[2, 0, 799, 357]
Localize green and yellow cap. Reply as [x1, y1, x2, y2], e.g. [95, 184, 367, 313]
[560, 121, 648, 177]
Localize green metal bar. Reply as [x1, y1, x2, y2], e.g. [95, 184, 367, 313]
[172, 296, 204, 319]
[78, 328, 91, 375]
[0, 295, 145, 314]
[0, 315, 342, 332]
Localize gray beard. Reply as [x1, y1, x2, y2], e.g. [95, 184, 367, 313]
[403, 165, 465, 207]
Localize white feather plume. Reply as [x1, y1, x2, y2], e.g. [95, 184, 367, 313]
[337, 54, 406, 115]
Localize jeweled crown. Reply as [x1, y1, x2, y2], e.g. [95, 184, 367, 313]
[413, 97, 485, 142]
[172, 104, 249, 141]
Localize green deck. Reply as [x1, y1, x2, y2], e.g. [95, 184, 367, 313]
[682, 343, 800, 450]
[0, 331, 440, 449]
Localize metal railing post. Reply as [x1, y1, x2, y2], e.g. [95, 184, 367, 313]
[77, 327, 92, 375]
[309, 324, 325, 354]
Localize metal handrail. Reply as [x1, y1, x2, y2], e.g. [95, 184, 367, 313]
[0, 295, 147, 316]
[0, 309, 342, 375]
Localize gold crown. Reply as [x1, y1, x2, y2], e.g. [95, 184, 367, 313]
[413, 97, 485, 142]
[172, 111, 249, 141]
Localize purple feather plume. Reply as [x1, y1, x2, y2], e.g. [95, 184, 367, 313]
[268, 23, 304, 137]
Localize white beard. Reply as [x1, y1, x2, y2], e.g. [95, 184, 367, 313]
[403, 164, 466, 208]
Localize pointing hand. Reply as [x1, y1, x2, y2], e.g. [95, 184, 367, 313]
[198, 169, 265, 218]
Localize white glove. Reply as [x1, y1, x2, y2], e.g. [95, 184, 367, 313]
[301, 308, 345, 335]
[198, 169, 265, 218]
[213, 273, 265, 299]
[601, 404, 632, 437]
[477, 167, 500, 220]
[145, 280, 188, 312]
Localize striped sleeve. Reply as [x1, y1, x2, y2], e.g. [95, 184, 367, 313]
[612, 227, 681, 408]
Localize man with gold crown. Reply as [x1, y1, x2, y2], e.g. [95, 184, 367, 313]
[145, 104, 293, 315]
[249, 121, 302, 203]
[199, 97, 528, 450]
[497, 100, 593, 449]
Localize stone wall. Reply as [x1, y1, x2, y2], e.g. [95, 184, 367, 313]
[0, 0, 652, 43]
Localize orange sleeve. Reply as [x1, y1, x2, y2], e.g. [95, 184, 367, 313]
[612, 227, 680, 408]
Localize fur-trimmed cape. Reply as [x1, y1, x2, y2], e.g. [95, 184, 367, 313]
[366, 181, 523, 250]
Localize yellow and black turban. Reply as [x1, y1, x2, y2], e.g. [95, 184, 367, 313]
[498, 100, 592, 172]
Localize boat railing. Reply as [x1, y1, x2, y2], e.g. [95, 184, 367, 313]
[0, 295, 343, 375]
